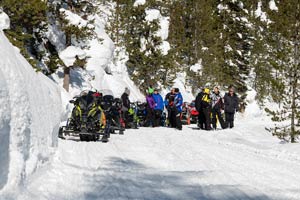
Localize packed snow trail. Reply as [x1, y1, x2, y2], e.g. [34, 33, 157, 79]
[17, 117, 300, 200]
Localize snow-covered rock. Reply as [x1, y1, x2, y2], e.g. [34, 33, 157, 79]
[0, 31, 62, 194]
[0, 11, 10, 30]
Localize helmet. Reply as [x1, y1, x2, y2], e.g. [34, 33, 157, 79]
[148, 88, 154, 94]
[204, 88, 210, 94]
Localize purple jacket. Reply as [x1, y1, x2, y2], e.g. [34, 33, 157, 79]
[146, 95, 155, 109]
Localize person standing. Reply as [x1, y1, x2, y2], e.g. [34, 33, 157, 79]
[164, 88, 176, 127]
[173, 88, 183, 130]
[224, 86, 239, 128]
[211, 86, 225, 130]
[200, 88, 212, 130]
[152, 89, 164, 127]
[195, 88, 205, 129]
[121, 87, 131, 128]
[145, 90, 155, 127]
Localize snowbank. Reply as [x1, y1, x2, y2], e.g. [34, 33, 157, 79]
[0, 11, 10, 30]
[0, 31, 62, 194]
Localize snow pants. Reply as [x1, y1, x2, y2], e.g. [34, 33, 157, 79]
[202, 107, 212, 130]
[154, 110, 162, 127]
[225, 112, 235, 128]
[197, 107, 205, 129]
[212, 108, 225, 129]
[145, 108, 154, 127]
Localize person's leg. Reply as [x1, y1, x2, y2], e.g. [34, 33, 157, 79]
[198, 108, 204, 129]
[217, 110, 226, 129]
[225, 112, 230, 129]
[229, 113, 235, 128]
[211, 109, 217, 129]
[206, 108, 212, 130]
[171, 108, 177, 128]
[154, 110, 161, 127]
[175, 110, 182, 130]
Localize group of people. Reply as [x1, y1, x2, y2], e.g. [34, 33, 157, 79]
[196, 85, 239, 130]
[120, 85, 239, 131]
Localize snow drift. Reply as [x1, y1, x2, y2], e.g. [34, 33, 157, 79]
[0, 30, 62, 193]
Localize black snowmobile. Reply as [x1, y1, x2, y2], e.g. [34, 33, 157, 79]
[100, 91, 125, 135]
[58, 90, 109, 142]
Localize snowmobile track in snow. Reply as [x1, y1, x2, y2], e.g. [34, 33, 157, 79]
[16, 118, 300, 200]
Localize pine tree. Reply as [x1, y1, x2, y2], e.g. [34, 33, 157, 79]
[264, 0, 300, 142]
[106, 0, 176, 92]
[1, 0, 48, 69]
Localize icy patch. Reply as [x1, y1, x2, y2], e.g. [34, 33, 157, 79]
[0, 11, 10, 30]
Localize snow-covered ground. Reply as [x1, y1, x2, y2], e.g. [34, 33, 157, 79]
[9, 114, 300, 200]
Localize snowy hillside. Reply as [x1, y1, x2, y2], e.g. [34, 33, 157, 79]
[49, 8, 144, 101]
[0, 29, 62, 194]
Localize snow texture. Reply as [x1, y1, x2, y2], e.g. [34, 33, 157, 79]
[59, 46, 87, 67]
[0, 11, 10, 30]
[0, 31, 62, 194]
[49, 11, 144, 101]
[269, 0, 278, 11]
[14, 112, 300, 200]
[134, 0, 146, 7]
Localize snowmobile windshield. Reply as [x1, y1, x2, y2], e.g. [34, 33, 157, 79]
[74, 90, 97, 111]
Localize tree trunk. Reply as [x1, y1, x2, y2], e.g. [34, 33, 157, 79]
[116, 0, 120, 45]
[63, 67, 70, 92]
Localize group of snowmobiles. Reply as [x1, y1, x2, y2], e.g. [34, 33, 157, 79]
[58, 90, 199, 143]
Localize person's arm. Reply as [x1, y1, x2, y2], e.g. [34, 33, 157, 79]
[235, 96, 239, 112]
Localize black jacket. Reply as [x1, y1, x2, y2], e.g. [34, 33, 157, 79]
[121, 93, 130, 109]
[165, 92, 175, 107]
[224, 93, 239, 113]
[195, 92, 204, 111]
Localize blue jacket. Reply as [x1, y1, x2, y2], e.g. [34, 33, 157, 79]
[152, 93, 164, 111]
[174, 92, 183, 112]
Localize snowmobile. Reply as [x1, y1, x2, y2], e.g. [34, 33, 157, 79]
[188, 101, 199, 124]
[126, 102, 140, 129]
[100, 93, 125, 135]
[126, 101, 148, 128]
[58, 90, 108, 142]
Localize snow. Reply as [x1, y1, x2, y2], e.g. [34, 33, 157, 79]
[49, 11, 144, 101]
[190, 62, 202, 73]
[255, 1, 268, 22]
[134, 0, 146, 7]
[59, 46, 87, 67]
[269, 0, 278, 11]
[160, 41, 171, 55]
[145, 9, 170, 55]
[59, 8, 88, 28]
[0, 11, 10, 30]
[162, 72, 195, 103]
[0, 31, 63, 194]
[14, 115, 300, 200]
